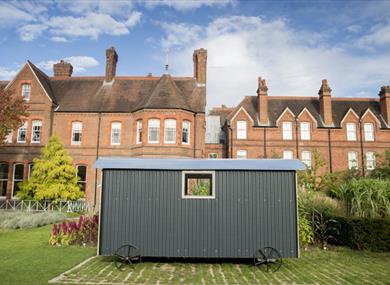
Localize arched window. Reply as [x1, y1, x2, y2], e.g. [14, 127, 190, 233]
[12, 163, 24, 197]
[164, 119, 176, 144]
[148, 119, 160, 143]
[0, 163, 8, 197]
[21, 84, 31, 101]
[76, 165, 87, 192]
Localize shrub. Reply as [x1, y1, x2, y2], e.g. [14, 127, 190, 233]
[298, 214, 314, 247]
[331, 178, 390, 219]
[329, 216, 390, 252]
[299, 189, 344, 218]
[0, 211, 66, 229]
[49, 214, 99, 246]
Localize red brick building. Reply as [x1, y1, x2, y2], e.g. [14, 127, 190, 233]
[205, 78, 390, 175]
[0, 47, 207, 207]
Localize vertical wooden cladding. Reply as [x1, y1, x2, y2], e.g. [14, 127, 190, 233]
[100, 169, 298, 258]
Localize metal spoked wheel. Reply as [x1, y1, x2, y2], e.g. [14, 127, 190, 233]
[114, 244, 141, 271]
[254, 247, 282, 272]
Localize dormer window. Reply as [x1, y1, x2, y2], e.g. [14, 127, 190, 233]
[300, 122, 310, 140]
[237, 121, 247, 139]
[282, 122, 292, 140]
[346, 123, 357, 141]
[364, 123, 374, 141]
[21, 84, 30, 101]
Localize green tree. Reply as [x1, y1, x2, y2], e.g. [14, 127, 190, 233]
[370, 150, 390, 180]
[17, 134, 83, 202]
[298, 149, 326, 191]
[0, 88, 28, 144]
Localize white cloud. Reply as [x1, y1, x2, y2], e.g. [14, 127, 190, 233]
[142, 0, 235, 11]
[18, 24, 48, 41]
[38, 56, 99, 74]
[161, 16, 390, 109]
[57, 1, 135, 17]
[125, 11, 142, 27]
[160, 22, 203, 51]
[356, 21, 390, 48]
[0, 2, 34, 25]
[50, 36, 68, 43]
[0, 67, 18, 80]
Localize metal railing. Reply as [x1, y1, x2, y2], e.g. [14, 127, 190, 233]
[0, 199, 90, 213]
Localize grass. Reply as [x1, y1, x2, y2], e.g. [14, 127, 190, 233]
[0, 224, 95, 285]
[53, 246, 390, 285]
[0, 211, 67, 229]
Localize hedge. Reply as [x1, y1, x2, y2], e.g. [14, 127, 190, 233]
[329, 216, 390, 252]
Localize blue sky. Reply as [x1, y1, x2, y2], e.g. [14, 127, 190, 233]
[1, 0, 390, 109]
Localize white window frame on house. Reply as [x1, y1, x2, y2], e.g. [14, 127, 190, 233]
[31, 120, 42, 143]
[300, 122, 311, 140]
[164, 119, 176, 144]
[181, 171, 215, 199]
[71, 122, 82, 145]
[366, 152, 375, 170]
[28, 163, 33, 178]
[17, 122, 27, 143]
[346, 123, 357, 141]
[283, 150, 293, 159]
[301, 151, 312, 168]
[237, 120, 247, 139]
[282, 121, 293, 140]
[363, 123, 374, 141]
[136, 120, 142, 144]
[0, 163, 9, 198]
[148, 119, 160, 143]
[21, 84, 30, 101]
[5, 129, 13, 144]
[12, 163, 24, 197]
[237, 150, 247, 159]
[208, 153, 218, 159]
[182, 120, 190, 145]
[348, 151, 358, 170]
[110, 122, 121, 145]
[76, 165, 87, 192]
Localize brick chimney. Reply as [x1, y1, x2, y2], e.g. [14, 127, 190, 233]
[53, 60, 73, 77]
[318, 79, 333, 126]
[105, 47, 118, 82]
[257, 77, 269, 125]
[193, 48, 207, 86]
[379, 85, 390, 126]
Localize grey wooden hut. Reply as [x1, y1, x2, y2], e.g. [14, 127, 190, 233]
[94, 158, 304, 259]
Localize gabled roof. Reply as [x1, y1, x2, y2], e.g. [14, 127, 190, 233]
[211, 96, 387, 129]
[27, 61, 57, 103]
[209, 105, 235, 126]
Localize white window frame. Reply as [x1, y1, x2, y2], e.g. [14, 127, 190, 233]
[21, 84, 30, 101]
[31, 120, 42, 143]
[28, 163, 33, 178]
[181, 171, 215, 199]
[136, 120, 142, 144]
[0, 163, 9, 198]
[283, 150, 294, 159]
[366, 152, 375, 170]
[110, 122, 121, 145]
[301, 151, 312, 168]
[348, 151, 358, 170]
[148, 119, 160, 143]
[282, 121, 293, 140]
[237, 150, 247, 159]
[300, 122, 311, 140]
[71, 122, 82, 145]
[237, 121, 247, 139]
[5, 129, 13, 144]
[164, 119, 176, 144]
[17, 122, 27, 143]
[182, 120, 190, 145]
[364, 123, 374, 142]
[12, 163, 24, 197]
[346, 123, 357, 141]
[208, 153, 218, 159]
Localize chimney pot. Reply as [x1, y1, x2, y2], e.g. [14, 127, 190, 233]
[105, 46, 118, 82]
[257, 76, 269, 125]
[53, 60, 73, 77]
[193, 48, 207, 85]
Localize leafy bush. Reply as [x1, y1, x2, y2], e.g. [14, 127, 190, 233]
[370, 150, 390, 180]
[298, 149, 326, 192]
[329, 216, 390, 252]
[321, 170, 361, 195]
[0, 211, 66, 229]
[298, 214, 314, 247]
[49, 214, 99, 246]
[330, 178, 390, 219]
[299, 189, 344, 218]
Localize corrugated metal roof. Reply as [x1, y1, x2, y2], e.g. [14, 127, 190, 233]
[94, 157, 305, 170]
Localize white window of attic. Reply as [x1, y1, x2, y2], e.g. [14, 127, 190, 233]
[237, 121, 247, 139]
[21, 84, 30, 101]
[300, 122, 311, 140]
[346, 123, 357, 141]
[282, 121, 293, 140]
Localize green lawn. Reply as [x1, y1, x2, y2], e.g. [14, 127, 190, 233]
[0, 225, 95, 285]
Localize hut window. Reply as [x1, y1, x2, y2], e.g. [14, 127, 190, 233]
[148, 119, 160, 143]
[182, 171, 215, 199]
